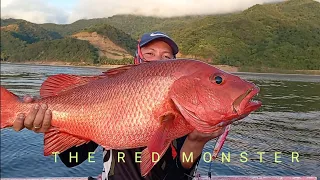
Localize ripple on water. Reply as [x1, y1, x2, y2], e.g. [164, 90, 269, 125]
[198, 112, 320, 177]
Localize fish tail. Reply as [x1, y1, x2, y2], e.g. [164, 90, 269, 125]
[1, 86, 20, 128]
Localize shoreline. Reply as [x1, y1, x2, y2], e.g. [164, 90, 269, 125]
[1, 61, 320, 75]
[0, 61, 239, 72]
[0, 61, 124, 70]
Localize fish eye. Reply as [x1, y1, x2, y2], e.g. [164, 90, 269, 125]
[215, 76, 223, 84]
[210, 74, 224, 85]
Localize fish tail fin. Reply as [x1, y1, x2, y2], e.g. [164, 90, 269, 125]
[1, 86, 20, 129]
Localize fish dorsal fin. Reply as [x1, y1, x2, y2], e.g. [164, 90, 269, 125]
[40, 74, 102, 98]
[102, 64, 139, 77]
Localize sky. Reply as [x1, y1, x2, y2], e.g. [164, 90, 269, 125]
[1, 0, 319, 24]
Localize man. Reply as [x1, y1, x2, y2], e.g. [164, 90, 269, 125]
[13, 31, 226, 179]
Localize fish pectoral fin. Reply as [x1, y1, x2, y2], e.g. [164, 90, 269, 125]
[140, 141, 171, 177]
[40, 74, 103, 98]
[43, 128, 90, 156]
[148, 113, 175, 155]
[139, 113, 175, 176]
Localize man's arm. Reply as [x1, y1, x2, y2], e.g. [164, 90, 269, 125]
[162, 128, 226, 179]
[160, 136, 200, 180]
[58, 141, 99, 167]
[179, 127, 226, 169]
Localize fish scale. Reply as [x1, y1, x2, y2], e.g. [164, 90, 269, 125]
[40, 65, 186, 149]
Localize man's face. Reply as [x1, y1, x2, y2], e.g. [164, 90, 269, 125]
[140, 39, 174, 61]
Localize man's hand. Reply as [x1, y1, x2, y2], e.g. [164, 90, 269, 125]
[186, 128, 226, 143]
[13, 95, 52, 133]
[179, 127, 226, 169]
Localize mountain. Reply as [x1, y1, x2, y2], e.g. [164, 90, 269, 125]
[40, 18, 110, 37]
[72, 24, 137, 64]
[1, 0, 320, 70]
[80, 24, 137, 56]
[0, 19, 98, 63]
[1, 31, 26, 60]
[1, 20, 137, 65]
[1, 19, 62, 43]
[169, 0, 320, 70]
[39, 15, 206, 39]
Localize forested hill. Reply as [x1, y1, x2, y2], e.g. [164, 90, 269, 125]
[1, 19, 62, 43]
[1, 19, 137, 64]
[1, 0, 320, 70]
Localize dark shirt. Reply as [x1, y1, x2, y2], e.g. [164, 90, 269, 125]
[59, 136, 200, 180]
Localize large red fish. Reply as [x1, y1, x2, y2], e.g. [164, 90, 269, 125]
[0, 59, 262, 176]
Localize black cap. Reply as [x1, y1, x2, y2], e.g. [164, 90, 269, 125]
[139, 31, 179, 55]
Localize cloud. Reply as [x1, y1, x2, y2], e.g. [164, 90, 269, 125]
[2, 0, 319, 24]
[68, 0, 284, 23]
[1, 0, 70, 24]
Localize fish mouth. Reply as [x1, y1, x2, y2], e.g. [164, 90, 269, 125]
[232, 86, 262, 116]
